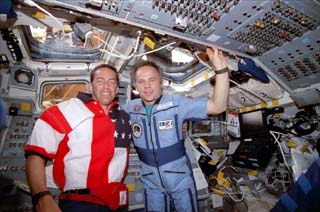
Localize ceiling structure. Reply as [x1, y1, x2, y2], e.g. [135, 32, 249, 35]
[3, 0, 320, 108]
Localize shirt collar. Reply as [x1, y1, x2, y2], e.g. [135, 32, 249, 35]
[77, 92, 93, 103]
[77, 92, 118, 112]
[141, 95, 163, 107]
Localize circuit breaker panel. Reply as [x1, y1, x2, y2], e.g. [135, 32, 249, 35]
[0, 97, 36, 211]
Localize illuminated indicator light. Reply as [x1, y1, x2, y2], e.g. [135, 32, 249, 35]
[280, 31, 287, 39]
[21, 103, 31, 112]
[212, 12, 220, 21]
[299, 18, 307, 26]
[272, 18, 280, 25]
[255, 21, 265, 29]
[126, 183, 135, 192]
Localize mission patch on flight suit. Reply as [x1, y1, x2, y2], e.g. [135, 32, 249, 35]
[132, 122, 142, 138]
[158, 120, 173, 130]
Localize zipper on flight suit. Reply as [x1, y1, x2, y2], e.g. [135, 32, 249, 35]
[148, 112, 166, 188]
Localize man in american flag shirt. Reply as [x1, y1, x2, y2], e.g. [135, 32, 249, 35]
[24, 64, 132, 212]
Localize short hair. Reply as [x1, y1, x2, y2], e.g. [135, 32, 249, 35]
[131, 61, 163, 85]
[90, 64, 119, 83]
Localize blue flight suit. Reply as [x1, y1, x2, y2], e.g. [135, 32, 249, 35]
[123, 94, 208, 212]
[271, 157, 320, 212]
[0, 98, 7, 129]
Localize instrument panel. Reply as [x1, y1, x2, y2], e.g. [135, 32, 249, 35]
[32, 0, 320, 93]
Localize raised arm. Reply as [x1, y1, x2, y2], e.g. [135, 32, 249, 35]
[206, 46, 229, 115]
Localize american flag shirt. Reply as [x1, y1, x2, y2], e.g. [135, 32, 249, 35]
[25, 92, 132, 192]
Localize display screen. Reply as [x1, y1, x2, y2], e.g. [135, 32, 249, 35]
[189, 119, 213, 137]
[239, 109, 269, 138]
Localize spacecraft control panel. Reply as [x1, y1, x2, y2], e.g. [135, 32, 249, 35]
[32, 0, 320, 93]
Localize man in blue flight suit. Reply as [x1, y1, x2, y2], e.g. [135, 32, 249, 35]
[123, 46, 229, 212]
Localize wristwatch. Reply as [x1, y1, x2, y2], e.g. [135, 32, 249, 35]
[32, 191, 52, 206]
[214, 67, 229, 74]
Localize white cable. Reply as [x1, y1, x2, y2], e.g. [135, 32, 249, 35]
[270, 130, 292, 174]
[218, 165, 239, 174]
[93, 34, 122, 54]
[99, 48, 130, 60]
[216, 157, 228, 170]
[216, 165, 245, 203]
[99, 39, 176, 60]
[83, 31, 93, 47]
[99, 31, 142, 60]
[134, 41, 176, 57]
[107, 35, 122, 62]
[214, 120, 238, 126]
[23, 0, 66, 38]
[126, 31, 142, 59]
[225, 189, 245, 203]
[99, 34, 128, 60]
[194, 51, 212, 71]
